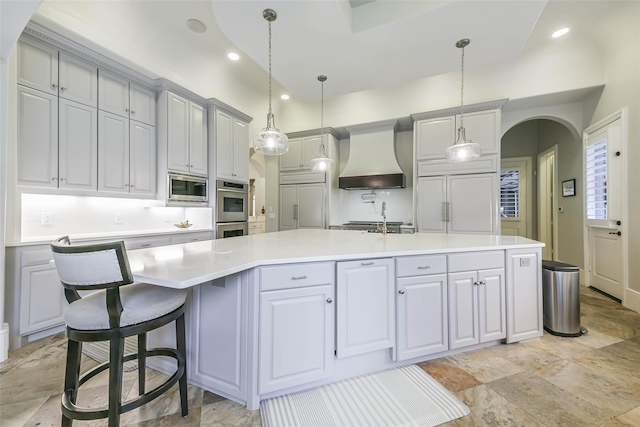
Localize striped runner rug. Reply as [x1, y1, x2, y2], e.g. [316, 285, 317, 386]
[261, 365, 470, 427]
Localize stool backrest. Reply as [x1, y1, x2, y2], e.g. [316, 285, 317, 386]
[51, 236, 134, 291]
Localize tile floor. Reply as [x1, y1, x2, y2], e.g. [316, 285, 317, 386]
[1, 286, 640, 426]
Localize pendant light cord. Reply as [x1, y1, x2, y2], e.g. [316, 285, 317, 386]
[459, 43, 465, 130]
[268, 19, 273, 117]
[320, 78, 325, 154]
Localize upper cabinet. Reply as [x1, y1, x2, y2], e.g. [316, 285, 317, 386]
[160, 91, 207, 176]
[279, 136, 323, 171]
[17, 38, 98, 108]
[98, 70, 156, 126]
[214, 108, 250, 183]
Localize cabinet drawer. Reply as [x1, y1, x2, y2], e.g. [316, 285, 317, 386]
[170, 232, 212, 245]
[260, 262, 334, 291]
[248, 222, 264, 230]
[396, 255, 447, 277]
[448, 251, 504, 273]
[125, 236, 172, 250]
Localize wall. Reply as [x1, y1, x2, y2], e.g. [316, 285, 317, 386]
[249, 152, 266, 218]
[585, 1, 640, 300]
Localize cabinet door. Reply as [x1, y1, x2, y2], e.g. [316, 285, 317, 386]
[415, 116, 456, 160]
[58, 52, 98, 107]
[98, 70, 130, 118]
[279, 185, 297, 231]
[458, 109, 500, 155]
[189, 102, 207, 176]
[336, 258, 395, 358]
[20, 264, 66, 335]
[17, 86, 58, 188]
[279, 138, 302, 171]
[130, 83, 156, 126]
[448, 271, 479, 350]
[448, 173, 498, 234]
[259, 284, 334, 394]
[129, 121, 156, 195]
[297, 183, 325, 229]
[301, 136, 322, 169]
[17, 38, 58, 96]
[215, 110, 234, 180]
[192, 275, 247, 400]
[416, 177, 447, 233]
[506, 249, 542, 343]
[232, 119, 249, 182]
[167, 93, 190, 173]
[396, 274, 448, 361]
[59, 99, 98, 190]
[478, 268, 506, 343]
[98, 111, 130, 193]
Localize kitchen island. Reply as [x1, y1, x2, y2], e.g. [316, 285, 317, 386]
[128, 229, 544, 410]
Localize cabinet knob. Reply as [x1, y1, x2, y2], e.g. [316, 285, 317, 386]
[60, 178, 66, 182]
[191, 164, 194, 168]
[125, 108, 130, 113]
[326, 298, 333, 304]
[60, 86, 66, 91]
[131, 110, 136, 114]
[474, 280, 486, 286]
[52, 84, 58, 89]
[291, 275, 307, 280]
[130, 185, 135, 188]
[398, 289, 405, 295]
[125, 184, 129, 187]
[51, 177, 57, 181]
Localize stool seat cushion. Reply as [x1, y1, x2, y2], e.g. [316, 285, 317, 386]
[64, 283, 187, 330]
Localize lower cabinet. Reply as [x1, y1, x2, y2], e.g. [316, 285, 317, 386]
[336, 258, 395, 358]
[506, 248, 543, 343]
[20, 261, 66, 335]
[190, 274, 247, 401]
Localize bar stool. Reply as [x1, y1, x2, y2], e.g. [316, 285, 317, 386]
[50, 236, 188, 427]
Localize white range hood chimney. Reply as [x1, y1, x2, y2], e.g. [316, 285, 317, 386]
[339, 119, 405, 190]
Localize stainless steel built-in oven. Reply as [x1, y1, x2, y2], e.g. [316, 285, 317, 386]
[216, 221, 249, 239]
[216, 180, 249, 223]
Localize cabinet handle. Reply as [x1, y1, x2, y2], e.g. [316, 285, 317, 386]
[125, 108, 130, 113]
[418, 266, 431, 270]
[60, 178, 66, 182]
[140, 244, 151, 247]
[52, 83, 58, 89]
[130, 185, 135, 188]
[398, 289, 405, 295]
[125, 184, 129, 187]
[361, 261, 374, 266]
[474, 280, 481, 286]
[190, 164, 194, 168]
[293, 204, 299, 220]
[326, 298, 333, 304]
[609, 231, 621, 236]
[446, 202, 450, 222]
[131, 110, 136, 114]
[291, 275, 307, 280]
[60, 86, 66, 91]
[474, 280, 486, 286]
[51, 177, 58, 181]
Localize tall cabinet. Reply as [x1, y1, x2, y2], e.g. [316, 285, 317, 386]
[412, 100, 507, 235]
[211, 105, 251, 183]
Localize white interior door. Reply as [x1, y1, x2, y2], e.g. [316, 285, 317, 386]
[584, 121, 624, 300]
[538, 147, 557, 260]
[500, 157, 531, 238]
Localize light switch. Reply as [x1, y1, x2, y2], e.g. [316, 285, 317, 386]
[268, 213, 276, 219]
[114, 212, 124, 224]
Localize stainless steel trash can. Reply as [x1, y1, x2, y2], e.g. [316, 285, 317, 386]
[542, 260, 587, 337]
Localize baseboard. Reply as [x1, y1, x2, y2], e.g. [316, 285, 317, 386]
[579, 268, 585, 286]
[0, 323, 9, 362]
[624, 288, 640, 314]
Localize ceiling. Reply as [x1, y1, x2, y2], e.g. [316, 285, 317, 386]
[32, 0, 620, 103]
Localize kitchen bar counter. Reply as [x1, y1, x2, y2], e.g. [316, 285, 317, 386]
[128, 229, 543, 289]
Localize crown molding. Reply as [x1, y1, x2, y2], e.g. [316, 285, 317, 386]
[207, 98, 253, 123]
[345, 119, 398, 134]
[155, 78, 208, 106]
[410, 98, 509, 122]
[286, 127, 340, 139]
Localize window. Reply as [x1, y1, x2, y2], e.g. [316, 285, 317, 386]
[500, 170, 519, 217]
[585, 138, 607, 220]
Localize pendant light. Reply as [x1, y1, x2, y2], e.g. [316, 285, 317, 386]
[310, 75, 334, 171]
[445, 38, 481, 163]
[253, 9, 289, 156]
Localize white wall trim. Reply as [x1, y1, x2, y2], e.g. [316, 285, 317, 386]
[624, 288, 640, 314]
[501, 102, 583, 141]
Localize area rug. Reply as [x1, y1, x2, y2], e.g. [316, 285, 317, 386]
[260, 364, 470, 427]
[82, 336, 138, 372]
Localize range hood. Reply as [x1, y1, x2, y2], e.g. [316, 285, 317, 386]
[339, 119, 405, 190]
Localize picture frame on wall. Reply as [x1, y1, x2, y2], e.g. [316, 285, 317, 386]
[562, 179, 576, 197]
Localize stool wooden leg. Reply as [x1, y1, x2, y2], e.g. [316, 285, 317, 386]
[62, 339, 82, 427]
[176, 313, 188, 417]
[108, 336, 125, 427]
[138, 333, 147, 396]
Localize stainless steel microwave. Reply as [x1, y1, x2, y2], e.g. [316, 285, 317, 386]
[167, 173, 208, 204]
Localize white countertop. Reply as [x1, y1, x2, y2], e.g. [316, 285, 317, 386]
[128, 229, 544, 289]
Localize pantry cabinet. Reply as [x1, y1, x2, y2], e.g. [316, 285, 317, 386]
[279, 183, 325, 230]
[165, 92, 207, 176]
[215, 109, 249, 182]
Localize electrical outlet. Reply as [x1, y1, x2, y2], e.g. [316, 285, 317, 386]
[41, 212, 53, 225]
[114, 212, 124, 224]
[268, 213, 276, 219]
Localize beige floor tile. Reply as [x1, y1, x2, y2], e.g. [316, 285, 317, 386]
[485, 341, 561, 371]
[0, 359, 65, 405]
[582, 311, 640, 340]
[200, 398, 260, 426]
[121, 406, 201, 427]
[572, 328, 623, 349]
[0, 397, 49, 427]
[521, 330, 595, 358]
[488, 371, 611, 426]
[445, 349, 525, 383]
[418, 360, 481, 392]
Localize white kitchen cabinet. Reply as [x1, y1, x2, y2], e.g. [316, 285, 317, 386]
[448, 251, 506, 350]
[17, 38, 98, 107]
[279, 135, 323, 171]
[191, 274, 248, 401]
[505, 248, 543, 343]
[258, 262, 335, 394]
[166, 92, 207, 176]
[279, 183, 325, 230]
[98, 70, 156, 126]
[396, 255, 448, 361]
[59, 99, 98, 191]
[215, 109, 249, 182]
[20, 262, 66, 336]
[417, 173, 498, 234]
[98, 111, 156, 195]
[170, 231, 213, 245]
[415, 109, 500, 161]
[336, 258, 395, 358]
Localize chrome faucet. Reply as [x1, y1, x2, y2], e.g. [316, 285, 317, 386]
[381, 201, 387, 235]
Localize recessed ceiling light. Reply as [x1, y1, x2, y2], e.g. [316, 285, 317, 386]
[186, 19, 207, 33]
[227, 52, 240, 61]
[552, 28, 569, 38]
[280, 94, 290, 100]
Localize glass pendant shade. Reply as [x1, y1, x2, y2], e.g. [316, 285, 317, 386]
[253, 113, 289, 155]
[310, 75, 333, 171]
[445, 126, 481, 163]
